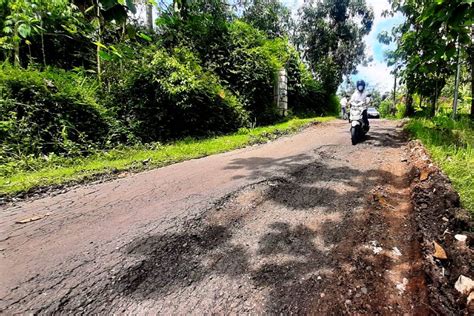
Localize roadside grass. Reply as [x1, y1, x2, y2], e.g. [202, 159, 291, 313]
[405, 115, 474, 214]
[0, 116, 335, 197]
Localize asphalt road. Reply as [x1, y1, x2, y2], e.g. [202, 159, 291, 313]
[0, 119, 428, 314]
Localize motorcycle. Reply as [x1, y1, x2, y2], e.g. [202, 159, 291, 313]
[349, 98, 370, 145]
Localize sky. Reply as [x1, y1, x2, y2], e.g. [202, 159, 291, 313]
[352, 0, 404, 93]
[284, 0, 404, 93]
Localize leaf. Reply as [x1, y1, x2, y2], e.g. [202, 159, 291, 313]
[99, 0, 118, 11]
[98, 50, 113, 61]
[138, 32, 152, 42]
[420, 169, 430, 181]
[17, 24, 31, 38]
[93, 41, 107, 49]
[125, 0, 136, 14]
[61, 24, 78, 34]
[2, 26, 12, 34]
[84, 5, 95, 14]
[16, 213, 50, 224]
[433, 241, 447, 260]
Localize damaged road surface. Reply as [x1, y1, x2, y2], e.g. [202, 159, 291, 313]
[0, 120, 452, 313]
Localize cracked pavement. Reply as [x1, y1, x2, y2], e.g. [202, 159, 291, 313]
[0, 120, 429, 314]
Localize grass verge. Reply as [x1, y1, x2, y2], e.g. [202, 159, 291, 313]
[405, 115, 473, 214]
[1, 116, 334, 198]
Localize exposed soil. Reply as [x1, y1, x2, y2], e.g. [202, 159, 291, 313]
[407, 140, 474, 314]
[0, 119, 472, 314]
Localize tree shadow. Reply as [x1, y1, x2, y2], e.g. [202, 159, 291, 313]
[115, 224, 249, 300]
[106, 125, 413, 313]
[108, 161, 404, 313]
[361, 124, 407, 148]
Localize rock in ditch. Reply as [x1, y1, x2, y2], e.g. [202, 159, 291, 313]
[454, 234, 467, 242]
[432, 241, 448, 260]
[454, 275, 474, 296]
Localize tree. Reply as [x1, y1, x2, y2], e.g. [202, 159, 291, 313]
[0, 0, 41, 65]
[386, 0, 473, 117]
[242, 0, 293, 39]
[297, 0, 374, 94]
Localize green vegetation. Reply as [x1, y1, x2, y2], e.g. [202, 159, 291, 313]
[406, 115, 474, 213]
[0, 116, 334, 196]
[377, 2, 472, 214]
[0, 65, 109, 157]
[1, 0, 372, 197]
[378, 98, 407, 119]
[379, 0, 472, 118]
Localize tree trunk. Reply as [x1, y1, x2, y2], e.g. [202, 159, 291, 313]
[453, 39, 461, 119]
[392, 70, 397, 115]
[40, 19, 46, 67]
[13, 25, 20, 66]
[432, 78, 438, 117]
[471, 27, 474, 119]
[96, 0, 102, 83]
[406, 93, 414, 117]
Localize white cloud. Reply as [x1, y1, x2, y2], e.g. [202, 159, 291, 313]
[355, 0, 401, 93]
[365, 0, 391, 24]
[355, 61, 394, 92]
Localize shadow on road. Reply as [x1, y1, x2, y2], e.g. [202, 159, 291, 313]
[105, 123, 417, 314]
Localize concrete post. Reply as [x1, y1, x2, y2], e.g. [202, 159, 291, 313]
[274, 68, 288, 116]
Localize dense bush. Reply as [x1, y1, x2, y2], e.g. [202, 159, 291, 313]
[207, 21, 282, 124]
[378, 99, 392, 118]
[206, 20, 329, 124]
[395, 103, 407, 119]
[0, 65, 110, 159]
[287, 48, 327, 114]
[379, 98, 407, 119]
[105, 47, 248, 143]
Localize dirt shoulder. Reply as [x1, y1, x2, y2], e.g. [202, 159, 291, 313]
[0, 119, 472, 314]
[407, 140, 473, 314]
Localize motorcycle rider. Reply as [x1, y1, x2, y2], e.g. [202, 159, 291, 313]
[349, 80, 369, 127]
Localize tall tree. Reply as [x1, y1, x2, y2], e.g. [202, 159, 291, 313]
[242, 0, 293, 39]
[297, 0, 374, 94]
[386, 0, 473, 117]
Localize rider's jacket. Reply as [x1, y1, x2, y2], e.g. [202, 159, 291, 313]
[349, 90, 369, 104]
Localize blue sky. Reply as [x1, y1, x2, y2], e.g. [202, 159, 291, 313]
[352, 5, 404, 93]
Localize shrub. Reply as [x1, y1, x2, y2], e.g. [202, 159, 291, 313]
[327, 94, 341, 116]
[0, 65, 110, 159]
[208, 21, 288, 124]
[105, 47, 248, 143]
[378, 99, 392, 118]
[287, 48, 327, 114]
[395, 103, 407, 119]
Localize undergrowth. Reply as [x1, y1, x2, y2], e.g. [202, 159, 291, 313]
[405, 115, 474, 214]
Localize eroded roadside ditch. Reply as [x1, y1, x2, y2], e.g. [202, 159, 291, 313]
[407, 140, 473, 314]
